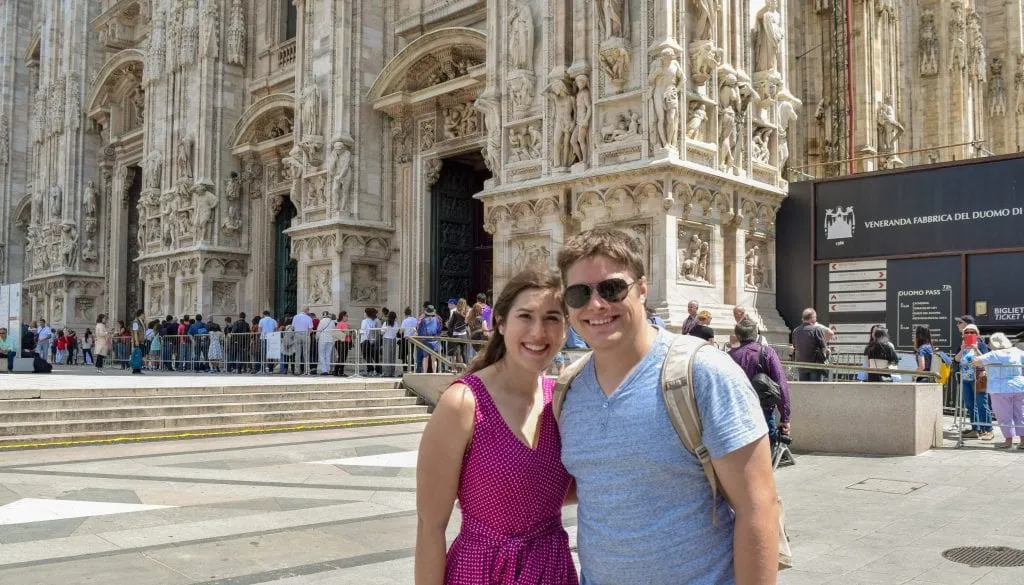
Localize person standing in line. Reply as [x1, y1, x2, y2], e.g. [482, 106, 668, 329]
[82, 329, 94, 366]
[187, 314, 210, 372]
[54, 330, 68, 365]
[36, 319, 53, 364]
[791, 308, 828, 381]
[291, 307, 314, 375]
[382, 311, 399, 377]
[914, 325, 935, 383]
[862, 327, 898, 382]
[230, 312, 250, 373]
[974, 332, 1024, 449]
[645, 305, 667, 328]
[360, 308, 381, 376]
[400, 307, 419, 372]
[207, 320, 224, 373]
[446, 298, 469, 367]
[956, 324, 993, 440]
[146, 321, 160, 371]
[687, 309, 717, 343]
[258, 310, 279, 373]
[415, 267, 575, 585]
[417, 306, 444, 373]
[317, 312, 337, 375]
[476, 293, 493, 332]
[94, 314, 111, 371]
[681, 300, 700, 335]
[555, 229, 778, 585]
[729, 317, 791, 448]
[334, 311, 353, 376]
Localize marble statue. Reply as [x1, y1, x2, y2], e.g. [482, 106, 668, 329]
[600, 0, 626, 40]
[648, 49, 683, 149]
[329, 139, 353, 213]
[193, 183, 219, 242]
[571, 75, 591, 165]
[693, 0, 718, 41]
[754, 0, 784, 74]
[177, 135, 194, 180]
[686, 102, 707, 140]
[83, 181, 98, 219]
[509, 1, 534, 70]
[550, 77, 576, 167]
[876, 94, 904, 154]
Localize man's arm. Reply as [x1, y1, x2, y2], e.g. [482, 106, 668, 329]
[713, 437, 780, 585]
[767, 348, 791, 428]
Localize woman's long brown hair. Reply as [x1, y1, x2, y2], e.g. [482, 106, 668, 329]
[464, 266, 564, 376]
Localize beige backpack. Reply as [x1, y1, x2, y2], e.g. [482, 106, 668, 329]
[552, 334, 793, 570]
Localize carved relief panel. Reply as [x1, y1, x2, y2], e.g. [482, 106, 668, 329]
[744, 236, 771, 291]
[677, 222, 713, 285]
[351, 263, 381, 304]
[510, 235, 552, 271]
[213, 281, 238, 315]
[307, 265, 332, 306]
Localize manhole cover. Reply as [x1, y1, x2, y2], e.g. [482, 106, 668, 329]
[943, 546, 1024, 568]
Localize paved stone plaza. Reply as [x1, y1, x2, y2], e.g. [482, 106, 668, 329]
[0, 420, 1021, 584]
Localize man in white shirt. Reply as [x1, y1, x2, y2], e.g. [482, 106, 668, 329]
[400, 307, 419, 372]
[37, 319, 53, 364]
[291, 307, 314, 375]
[258, 311, 278, 373]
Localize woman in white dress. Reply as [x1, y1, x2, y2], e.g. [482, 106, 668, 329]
[317, 312, 336, 374]
[94, 315, 111, 371]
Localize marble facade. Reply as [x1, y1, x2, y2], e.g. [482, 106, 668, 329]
[1, 0, 798, 337]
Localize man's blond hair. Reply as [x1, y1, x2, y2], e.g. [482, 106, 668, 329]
[557, 229, 646, 282]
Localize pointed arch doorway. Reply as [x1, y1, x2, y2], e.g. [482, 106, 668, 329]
[430, 153, 492, 307]
[273, 198, 298, 317]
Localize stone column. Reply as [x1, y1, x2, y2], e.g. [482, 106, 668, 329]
[331, 240, 343, 309]
[249, 197, 272, 313]
[722, 218, 743, 307]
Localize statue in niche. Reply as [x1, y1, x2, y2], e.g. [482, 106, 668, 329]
[693, 0, 718, 41]
[49, 185, 63, 219]
[308, 267, 331, 305]
[690, 42, 722, 85]
[193, 183, 218, 242]
[718, 74, 741, 170]
[571, 75, 591, 165]
[967, 11, 986, 84]
[599, 0, 625, 40]
[282, 147, 305, 209]
[648, 49, 683, 149]
[508, 0, 534, 70]
[550, 77, 576, 168]
[777, 96, 799, 171]
[130, 86, 145, 123]
[301, 83, 322, 137]
[177, 135, 194, 180]
[679, 233, 709, 282]
[754, 0, 784, 74]
[83, 181, 98, 219]
[745, 243, 764, 288]
[989, 58, 1007, 117]
[508, 124, 542, 161]
[30, 186, 43, 224]
[329, 139, 353, 214]
[225, 172, 241, 201]
[599, 44, 630, 87]
[145, 151, 162, 190]
[950, 1, 966, 72]
[160, 190, 176, 246]
[876, 94, 904, 154]
[475, 88, 502, 174]
[60, 224, 78, 268]
[227, 0, 246, 66]
[919, 9, 939, 77]
[686, 102, 707, 140]
[751, 126, 772, 164]
[1016, 55, 1024, 115]
[82, 237, 97, 262]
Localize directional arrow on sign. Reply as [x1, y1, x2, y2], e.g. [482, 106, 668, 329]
[878, 282, 885, 289]
[831, 304, 837, 311]
[878, 271, 886, 278]
[831, 295, 838, 301]
[831, 264, 838, 270]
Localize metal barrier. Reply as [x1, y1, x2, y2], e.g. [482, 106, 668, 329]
[952, 362, 1024, 448]
[778, 359, 939, 383]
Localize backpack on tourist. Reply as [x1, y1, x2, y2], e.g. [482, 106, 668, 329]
[551, 335, 792, 571]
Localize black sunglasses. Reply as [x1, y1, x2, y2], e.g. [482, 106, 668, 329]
[564, 278, 638, 309]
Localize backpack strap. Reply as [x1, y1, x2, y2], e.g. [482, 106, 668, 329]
[660, 335, 723, 522]
[552, 352, 593, 421]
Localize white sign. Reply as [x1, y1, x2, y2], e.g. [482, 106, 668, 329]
[829, 323, 878, 333]
[828, 260, 888, 272]
[829, 270, 887, 282]
[829, 280, 887, 292]
[828, 291, 886, 302]
[265, 332, 282, 359]
[829, 302, 887, 313]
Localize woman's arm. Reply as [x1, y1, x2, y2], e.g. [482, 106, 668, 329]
[415, 384, 475, 585]
[917, 353, 926, 371]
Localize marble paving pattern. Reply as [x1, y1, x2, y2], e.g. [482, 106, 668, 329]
[0, 498, 173, 525]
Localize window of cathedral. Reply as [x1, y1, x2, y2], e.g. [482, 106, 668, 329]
[283, 0, 298, 41]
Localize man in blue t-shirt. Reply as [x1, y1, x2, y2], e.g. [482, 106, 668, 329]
[556, 229, 777, 585]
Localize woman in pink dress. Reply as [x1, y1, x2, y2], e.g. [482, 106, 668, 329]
[416, 267, 577, 585]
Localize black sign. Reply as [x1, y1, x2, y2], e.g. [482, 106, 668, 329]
[968, 252, 1024, 327]
[886, 257, 962, 352]
[815, 157, 1024, 260]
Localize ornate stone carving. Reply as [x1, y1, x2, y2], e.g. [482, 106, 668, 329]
[475, 88, 502, 176]
[351, 263, 380, 303]
[304, 174, 327, 210]
[419, 118, 436, 150]
[193, 182, 218, 242]
[919, 9, 939, 77]
[66, 73, 81, 131]
[571, 75, 591, 165]
[989, 57, 1007, 117]
[49, 185, 63, 219]
[328, 138, 353, 214]
[598, 0, 626, 40]
[745, 239, 767, 289]
[222, 172, 242, 234]
[689, 41, 722, 86]
[751, 126, 772, 165]
[179, 0, 199, 67]
[180, 280, 197, 315]
[967, 10, 986, 84]
[82, 237, 98, 263]
[53, 296, 65, 320]
[177, 135, 194, 181]
[32, 85, 47, 143]
[74, 297, 94, 321]
[200, 0, 220, 59]
[693, 0, 718, 41]
[226, 0, 245, 66]
[600, 109, 642, 142]
[718, 74, 740, 170]
[677, 227, 710, 283]
[442, 102, 480, 139]
[508, 71, 536, 113]
[424, 157, 442, 186]
[512, 237, 551, 270]
[949, 1, 966, 73]
[83, 180, 98, 220]
[0, 114, 7, 165]
[144, 150, 162, 190]
[508, 124, 542, 161]
[648, 49, 683, 149]
[686, 102, 708, 141]
[147, 9, 166, 82]
[508, 0, 534, 70]
[147, 287, 163, 318]
[308, 265, 332, 305]
[301, 83, 322, 138]
[213, 281, 237, 314]
[754, 0, 784, 74]
[598, 42, 630, 90]
[282, 148, 305, 209]
[777, 95, 799, 172]
[550, 75, 577, 167]
[876, 94, 904, 156]
[60, 223, 79, 268]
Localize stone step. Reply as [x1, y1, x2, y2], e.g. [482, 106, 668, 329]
[0, 388, 411, 411]
[0, 414, 432, 448]
[0, 405, 431, 437]
[0, 396, 424, 423]
[0, 379, 404, 400]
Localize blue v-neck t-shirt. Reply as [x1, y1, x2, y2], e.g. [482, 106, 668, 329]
[560, 328, 768, 585]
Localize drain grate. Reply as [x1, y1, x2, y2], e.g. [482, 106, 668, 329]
[943, 546, 1024, 568]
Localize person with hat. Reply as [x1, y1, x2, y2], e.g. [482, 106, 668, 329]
[974, 332, 1024, 449]
[416, 305, 443, 373]
[956, 318, 993, 440]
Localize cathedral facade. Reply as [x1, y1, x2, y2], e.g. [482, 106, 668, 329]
[0, 0, 801, 335]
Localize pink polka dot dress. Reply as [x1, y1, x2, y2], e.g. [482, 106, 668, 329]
[444, 374, 577, 585]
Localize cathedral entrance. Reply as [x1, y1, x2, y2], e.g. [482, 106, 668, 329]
[274, 198, 298, 317]
[430, 155, 492, 307]
[123, 166, 143, 317]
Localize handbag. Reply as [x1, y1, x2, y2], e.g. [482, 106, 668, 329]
[976, 369, 988, 393]
[751, 344, 783, 409]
